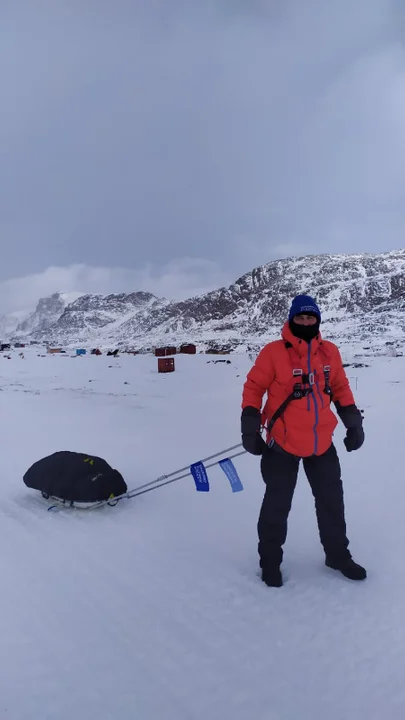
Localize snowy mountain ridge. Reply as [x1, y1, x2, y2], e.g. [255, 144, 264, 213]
[14, 292, 84, 336]
[6, 249, 405, 353]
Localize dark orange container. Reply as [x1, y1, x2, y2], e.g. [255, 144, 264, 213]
[158, 357, 175, 373]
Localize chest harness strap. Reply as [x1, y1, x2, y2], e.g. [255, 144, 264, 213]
[266, 342, 332, 434]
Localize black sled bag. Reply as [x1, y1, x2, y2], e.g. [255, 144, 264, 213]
[23, 451, 127, 503]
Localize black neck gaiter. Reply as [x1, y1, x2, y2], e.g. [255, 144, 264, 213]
[289, 319, 320, 343]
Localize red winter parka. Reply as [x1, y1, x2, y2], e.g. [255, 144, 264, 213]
[242, 323, 356, 457]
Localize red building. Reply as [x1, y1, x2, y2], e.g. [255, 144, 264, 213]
[180, 343, 196, 354]
[155, 347, 177, 357]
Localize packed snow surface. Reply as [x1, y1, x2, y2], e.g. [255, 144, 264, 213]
[1, 347, 404, 719]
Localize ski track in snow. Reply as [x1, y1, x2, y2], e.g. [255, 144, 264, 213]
[1, 349, 405, 719]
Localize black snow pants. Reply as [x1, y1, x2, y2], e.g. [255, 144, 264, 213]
[258, 442, 350, 569]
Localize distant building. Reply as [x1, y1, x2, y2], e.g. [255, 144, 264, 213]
[180, 343, 197, 354]
[155, 346, 177, 357]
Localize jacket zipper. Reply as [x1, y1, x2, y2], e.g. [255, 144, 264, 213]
[315, 370, 324, 408]
[308, 343, 319, 454]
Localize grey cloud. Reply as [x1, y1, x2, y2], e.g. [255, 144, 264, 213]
[0, 258, 232, 315]
[1, 0, 404, 296]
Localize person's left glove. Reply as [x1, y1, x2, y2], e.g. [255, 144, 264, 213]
[241, 406, 267, 456]
[343, 426, 365, 452]
[335, 403, 365, 452]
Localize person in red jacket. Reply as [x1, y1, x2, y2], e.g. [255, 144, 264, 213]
[241, 295, 365, 587]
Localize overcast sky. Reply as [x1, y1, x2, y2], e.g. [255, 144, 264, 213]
[1, 0, 405, 313]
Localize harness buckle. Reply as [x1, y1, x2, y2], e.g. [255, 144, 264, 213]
[323, 365, 332, 396]
[292, 369, 303, 376]
[293, 383, 313, 399]
[308, 372, 315, 386]
[292, 382, 302, 399]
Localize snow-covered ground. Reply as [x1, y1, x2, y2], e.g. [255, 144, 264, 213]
[1, 346, 404, 719]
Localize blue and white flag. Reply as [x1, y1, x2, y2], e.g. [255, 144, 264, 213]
[190, 461, 210, 492]
[219, 458, 244, 492]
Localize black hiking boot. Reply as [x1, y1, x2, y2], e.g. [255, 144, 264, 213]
[326, 557, 367, 581]
[261, 567, 283, 587]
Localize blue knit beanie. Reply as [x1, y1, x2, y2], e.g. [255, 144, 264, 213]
[288, 295, 321, 322]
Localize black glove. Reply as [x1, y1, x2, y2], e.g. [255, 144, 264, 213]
[335, 403, 364, 452]
[241, 407, 267, 456]
[344, 426, 365, 452]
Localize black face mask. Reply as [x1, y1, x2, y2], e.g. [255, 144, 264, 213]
[289, 319, 320, 343]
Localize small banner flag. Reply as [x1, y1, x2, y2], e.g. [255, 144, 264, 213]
[190, 461, 210, 492]
[218, 458, 244, 492]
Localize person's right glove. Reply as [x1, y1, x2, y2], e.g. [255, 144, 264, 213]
[241, 406, 267, 456]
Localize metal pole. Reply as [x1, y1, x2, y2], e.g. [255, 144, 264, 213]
[86, 444, 246, 510]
